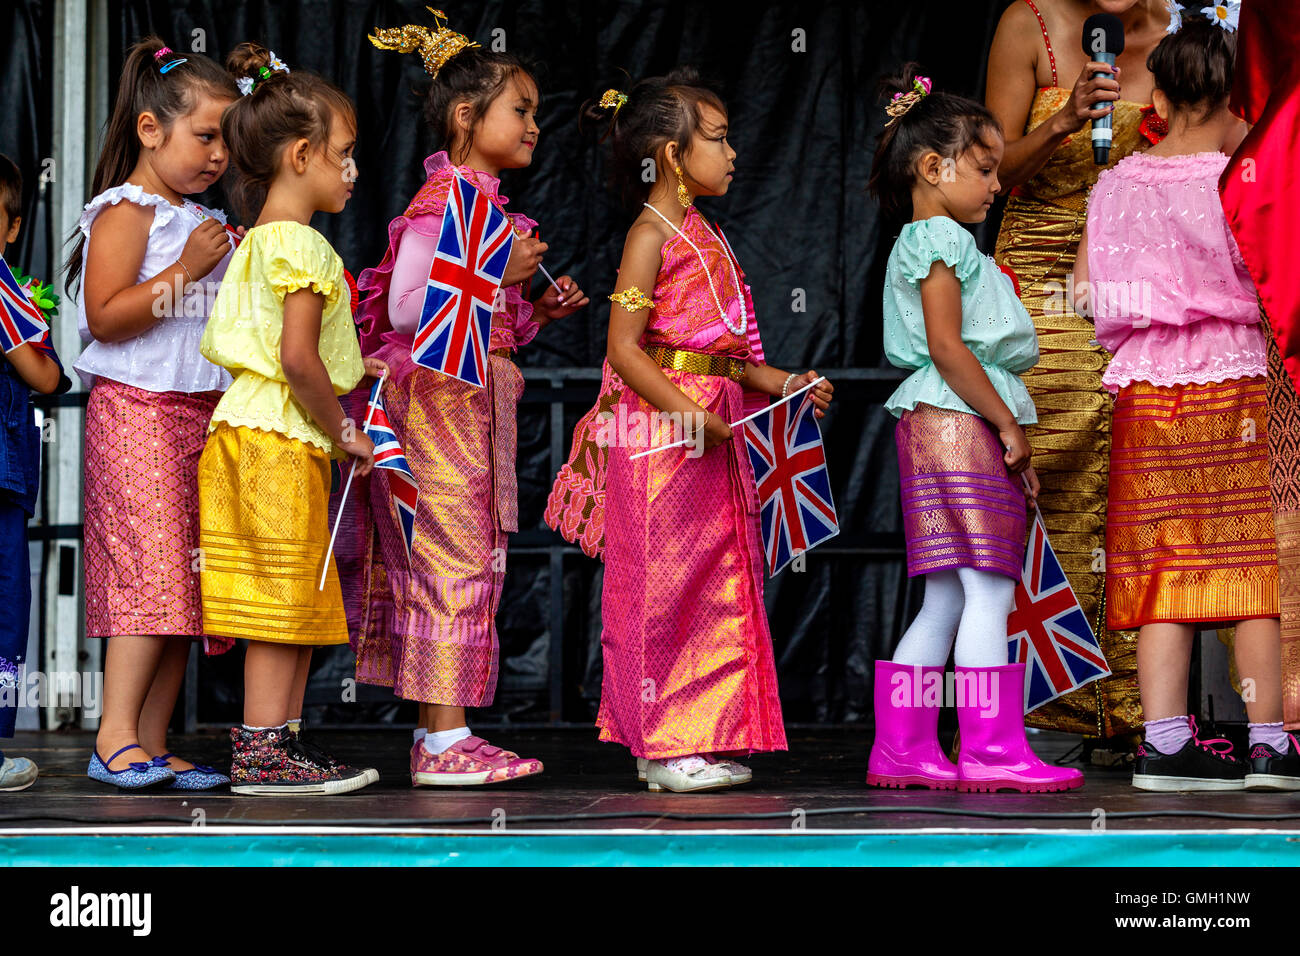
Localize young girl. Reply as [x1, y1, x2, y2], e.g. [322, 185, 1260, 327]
[0, 154, 64, 792]
[69, 38, 239, 791]
[1079, 18, 1295, 791]
[355, 13, 586, 786]
[866, 66, 1082, 793]
[199, 44, 375, 794]
[569, 69, 831, 793]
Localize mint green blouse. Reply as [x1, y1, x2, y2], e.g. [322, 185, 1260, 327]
[882, 216, 1039, 425]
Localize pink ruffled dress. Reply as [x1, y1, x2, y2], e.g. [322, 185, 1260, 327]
[350, 152, 539, 706]
[565, 206, 787, 760]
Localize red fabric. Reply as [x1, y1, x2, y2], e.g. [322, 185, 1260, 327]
[1219, 0, 1300, 388]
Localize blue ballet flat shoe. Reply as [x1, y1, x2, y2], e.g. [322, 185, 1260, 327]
[0, 756, 39, 792]
[87, 744, 176, 790]
[158, 753, 230, 791]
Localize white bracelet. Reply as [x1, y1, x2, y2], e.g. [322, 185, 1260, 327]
[781, 373, 798, 398]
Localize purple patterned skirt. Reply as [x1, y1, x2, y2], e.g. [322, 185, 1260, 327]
[895, 404, 1027, 580]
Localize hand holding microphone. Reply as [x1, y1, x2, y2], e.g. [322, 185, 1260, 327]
[1080, 13, 1125, 165]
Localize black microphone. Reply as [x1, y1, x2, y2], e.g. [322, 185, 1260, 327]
[1081, 13, 1125, 165]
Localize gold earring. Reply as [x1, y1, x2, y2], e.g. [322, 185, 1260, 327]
[675, 165, 691, 208]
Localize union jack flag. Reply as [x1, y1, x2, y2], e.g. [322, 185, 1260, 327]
[743, 394, 839, 576]
[0, 256, 49, 353]
[363, 379, 419, 561]
[1007, 508, 1111, 713]
[413, 174, 515, 387]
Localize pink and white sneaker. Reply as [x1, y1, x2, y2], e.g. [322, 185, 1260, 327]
[410, 736, 544, 787]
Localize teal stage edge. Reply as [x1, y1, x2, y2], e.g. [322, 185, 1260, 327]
[4, 828, 1300, 866]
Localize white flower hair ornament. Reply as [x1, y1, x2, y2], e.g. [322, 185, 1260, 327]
[1165, 1, 1184, 34]
[1200, 2, 1241, 32]
[236, 76, 255, 96]
[238, 52, 292, 96]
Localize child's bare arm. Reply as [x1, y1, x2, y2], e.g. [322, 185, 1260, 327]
[82, 204, 230, 343]
[4, 342, 61, 394]
[281, 288, 373, 474]
[921, 263, 1032, 471]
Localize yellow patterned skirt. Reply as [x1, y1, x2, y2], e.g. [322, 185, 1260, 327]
[1107, 378, 1278, 628]
[197, 423, 348, 645]
[995, 193, 1140, 737]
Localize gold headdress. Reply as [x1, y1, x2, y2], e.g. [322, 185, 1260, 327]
[599, 88, 628, 118]
[368, 7, 480, 78]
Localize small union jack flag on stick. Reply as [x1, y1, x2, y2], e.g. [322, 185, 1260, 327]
[362, 378, 419, 562]
[413, 173, 515, 387]
[742, 384, 839, 576]
[1007, 507, 1111, 713]
[0, 256, 49, 353]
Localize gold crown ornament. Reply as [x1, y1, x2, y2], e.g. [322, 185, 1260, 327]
[599, 88, 628, 117]
[368, 7, 480, 78]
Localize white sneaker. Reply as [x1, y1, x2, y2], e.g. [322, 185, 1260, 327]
[644, 755, 733, 792]
[637, 755, 752, 786]
[0, 756, 38, 792]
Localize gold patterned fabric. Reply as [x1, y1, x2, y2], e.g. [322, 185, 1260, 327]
[644, 345, 746, 381]
[1107, 378, 1278, 627]
[197, 423, 348, 645]
[992, 87, 1151, 736]
[1265, 320, 1300, 728]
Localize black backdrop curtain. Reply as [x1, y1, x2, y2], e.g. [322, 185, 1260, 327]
[97, 0, 1012, 726]
[0, 1, 56, 280]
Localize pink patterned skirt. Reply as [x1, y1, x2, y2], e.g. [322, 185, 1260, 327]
[895, 404, 1028, 580]
[83, 379, 230, 652]
[598, 370, 787, 760]
[354, 349, 522, 705]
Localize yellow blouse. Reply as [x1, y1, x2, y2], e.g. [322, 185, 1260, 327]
[201, 221, 363, 456]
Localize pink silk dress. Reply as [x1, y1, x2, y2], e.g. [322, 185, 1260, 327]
[351, 152, 539, 706]
[593, 206, 787, 759]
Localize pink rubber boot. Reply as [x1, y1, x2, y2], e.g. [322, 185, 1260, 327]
[954, 663, 1084, 793]
[867, 660, 958, 789]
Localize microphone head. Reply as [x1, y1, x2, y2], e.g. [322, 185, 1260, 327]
[1082, 13, 1125, 58]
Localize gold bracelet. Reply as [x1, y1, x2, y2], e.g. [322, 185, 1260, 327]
[609, 286, 654, 312]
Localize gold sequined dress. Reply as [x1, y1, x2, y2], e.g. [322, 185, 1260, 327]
[993, 86, 1154, 736]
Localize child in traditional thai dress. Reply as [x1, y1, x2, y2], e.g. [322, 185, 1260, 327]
[355, 13, 587, 785]
[866, 67, 1082, 793]
[69, 39, 239, 791]
[199, 44, 376, 794]
[568, 70, 832, 793]
[1079, 19, 1295, 791]
[0, 154, 64, 792]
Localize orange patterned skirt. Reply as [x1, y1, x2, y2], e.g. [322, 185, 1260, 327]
[1106, 377, 1278, 628]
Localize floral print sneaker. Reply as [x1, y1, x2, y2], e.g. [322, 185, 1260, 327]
[410, 735, 543, 786]
[229, 725, 373, 796]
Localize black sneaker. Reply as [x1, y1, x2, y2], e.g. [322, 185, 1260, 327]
[1245, 737, 1300, 791]
[1132, 734, 1246, 792]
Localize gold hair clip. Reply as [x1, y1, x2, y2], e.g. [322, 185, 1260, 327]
[368, 7, 480, 78]
[609, 287, 654, 312]
[599, 88, 628, 118]
[884, 75, 933, 128]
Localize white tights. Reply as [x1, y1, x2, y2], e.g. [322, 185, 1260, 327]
[891, 567, 1014, 668]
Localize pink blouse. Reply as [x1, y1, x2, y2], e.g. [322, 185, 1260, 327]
[1088, 151, 1266, 392]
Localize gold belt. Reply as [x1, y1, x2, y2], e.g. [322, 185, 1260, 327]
[490, 347, 511, 359]
[644, 345, 745, 382]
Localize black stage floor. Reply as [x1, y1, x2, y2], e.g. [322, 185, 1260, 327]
[5, 727, 1300, 832]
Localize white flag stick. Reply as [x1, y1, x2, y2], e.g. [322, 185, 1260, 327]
[319, 369, 387, 591]
[630, 375, 827, 461]
[536, 261, 565, 297]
